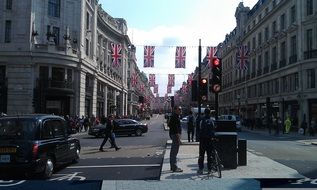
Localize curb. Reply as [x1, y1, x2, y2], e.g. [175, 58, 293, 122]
[312, 142, 317, 146]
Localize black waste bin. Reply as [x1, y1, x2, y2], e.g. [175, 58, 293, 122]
[215, 132, 238, 169]
[238, 139, 247, 166]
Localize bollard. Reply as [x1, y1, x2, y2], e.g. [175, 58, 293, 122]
[238, 139, 247, 166]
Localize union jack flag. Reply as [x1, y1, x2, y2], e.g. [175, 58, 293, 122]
[167, 86, 172, 94]
[175, 46, 186, 68]
[144, 46, 155, 67]
[168, 74, 175, 86]
[111, 43, 122, 68]
[131, 72, 138, 87]
[187, 73, 193, 86]
[154, 84, 158, 93]
[148, 74, 155, 86]
[236, 45, 250, 70]
[206, 46, 218, 67]
[140, 84, 145, 92]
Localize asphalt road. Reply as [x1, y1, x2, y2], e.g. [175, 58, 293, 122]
[238, 129, 317, 178]
[51, 114, 170, 180]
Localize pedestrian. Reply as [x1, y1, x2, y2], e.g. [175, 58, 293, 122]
[309, 120, 315, 136]
[83, 116, 89, 132]
[99, 115, 121, 152]
[275, 116, 281, 136]
[187, 111, 195, 142]
[167, 106, 183, 172]
[301, 115, 308, 136]
[284, 116, 291, 134]
[197, 108, 216, 175]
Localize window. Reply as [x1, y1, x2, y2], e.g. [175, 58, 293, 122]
[272, 0, 276, 8]
[306, 29, 313, 51]
[264, 51, 269, 68]
[265, 27, 269, 41]
[53, 27, 60, 45]
[6, 0, 12, 10]
[5, 20, 11, 43]
[52, 67, 65, 81]
[86, 12, 90, 30]
[48, 0, 60, 17]
[280, 14, 286, 30]
[42, 121, 54, 139]
[290, 5, 296, 23]
[258, 32, 262, 45]
[85, 39, 89, 56]
[272, 47, 277, 64]
[252, 37, 256, 49]
[272, 21, 277, 36]
[258, 55, 262, 72]
[307, 0, 313, 16]
[280, 41, 286, 60]
[307, 69, 316, 89]
[51, 120, 65, 137]
[290, 35, 297, 56]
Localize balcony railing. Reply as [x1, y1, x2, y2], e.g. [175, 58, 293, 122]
[251, 72, 256, 78]
[289, 55, 297, 64]
[257, 69, 262, 76]
[304, 49, 317, 60]
[279, 59, 286, 68]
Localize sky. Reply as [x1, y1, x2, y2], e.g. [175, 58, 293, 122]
[99, 0, 258, 97]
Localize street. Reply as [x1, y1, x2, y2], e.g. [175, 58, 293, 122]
[239, 129, 317, 178]
[51, 114, 169, 180]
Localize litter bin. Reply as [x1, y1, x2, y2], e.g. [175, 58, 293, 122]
[215, 132, 238, 169]
[238, 139, 247, 166]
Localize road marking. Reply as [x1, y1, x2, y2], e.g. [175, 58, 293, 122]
[67, 164, 161, 169]
[0, 180, 26, 187]
[50, 172, 86, 181]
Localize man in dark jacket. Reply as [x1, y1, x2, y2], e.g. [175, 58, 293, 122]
[197, 108, 215, 174]
[168, 106, 183, 172]
[99, 115, 120, 151]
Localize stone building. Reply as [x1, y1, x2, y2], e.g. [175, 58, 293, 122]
[219, 0, 317, 128]
[0, 0, 152, 118]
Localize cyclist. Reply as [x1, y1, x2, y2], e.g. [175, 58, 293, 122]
[197, 108, 216, 174]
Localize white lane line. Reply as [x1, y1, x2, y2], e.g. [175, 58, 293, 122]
[67, 164, 161, 169]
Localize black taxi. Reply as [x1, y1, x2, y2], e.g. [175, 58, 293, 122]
[0, 114, 80, 179]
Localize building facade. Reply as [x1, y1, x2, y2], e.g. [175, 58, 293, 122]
[219, 0, 317, 128]
[0, 0, 153, 118]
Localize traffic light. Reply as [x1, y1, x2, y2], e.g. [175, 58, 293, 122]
[200, 78, 208, 101]
[211, 58, 222, 93]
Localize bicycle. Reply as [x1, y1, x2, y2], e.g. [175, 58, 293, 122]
[208, 137, 222, 178]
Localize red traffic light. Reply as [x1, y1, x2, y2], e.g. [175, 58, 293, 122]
[212, 58, 220, 66]
[201, 78, 207, 84]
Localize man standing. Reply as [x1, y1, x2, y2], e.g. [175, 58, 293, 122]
[197, 108, 215, 174]
[187, 111, 195, 142]
[168, 106, 183, 172]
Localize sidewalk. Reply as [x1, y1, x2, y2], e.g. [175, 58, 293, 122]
[160, 140, 305, 180]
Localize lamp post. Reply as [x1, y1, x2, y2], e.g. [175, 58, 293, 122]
[237, 94, 241, 116]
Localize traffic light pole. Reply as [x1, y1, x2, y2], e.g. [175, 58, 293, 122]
[198, 39, 202, 118]
[215, 92, 218, 120]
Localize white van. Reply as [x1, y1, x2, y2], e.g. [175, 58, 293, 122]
[218, 115, 241, 131]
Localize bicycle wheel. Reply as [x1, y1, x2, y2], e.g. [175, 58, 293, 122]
[213, 150, 222, 178]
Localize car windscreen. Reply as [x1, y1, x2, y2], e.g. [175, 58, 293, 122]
[0, 118, 37, 140]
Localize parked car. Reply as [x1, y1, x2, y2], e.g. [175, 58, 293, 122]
[114, 119, 148, 136]
[0, 114, 80, 179]
[88, 124, 107, 137]
[88, 119, 148, 137]
[218, 115, 242, 131]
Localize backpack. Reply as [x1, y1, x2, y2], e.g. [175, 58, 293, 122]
[199, 118, 215, 138]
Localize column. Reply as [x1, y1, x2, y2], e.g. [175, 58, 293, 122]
[78, 70, 86, 117]
[113, 90, 117, 116]
[91, 76, 97, 117]
[104, 85, 108, 117]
